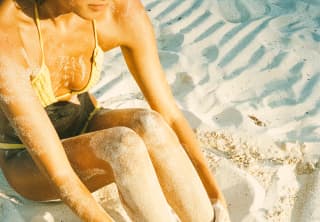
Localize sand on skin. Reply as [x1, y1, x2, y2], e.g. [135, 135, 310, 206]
[1, 0, 320, 221]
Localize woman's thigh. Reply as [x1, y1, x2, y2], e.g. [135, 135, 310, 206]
[86, 108, 159, 130]
[86, 108, 178, 143]
[0, 108, 164, 201]
[0, 127, 143, 201]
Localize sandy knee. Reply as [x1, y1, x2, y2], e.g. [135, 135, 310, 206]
[90, 127, 149, 172]
[133, 109, 166, 130]
[132, 109, 178, 146]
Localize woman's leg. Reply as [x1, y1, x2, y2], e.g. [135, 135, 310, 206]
[0, 127, 177, 222]
[86, 108, 214, 222]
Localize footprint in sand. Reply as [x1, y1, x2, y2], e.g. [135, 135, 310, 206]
[158, 32, 184, 52]
[211, 159, 265, 222]
[159, 51, 179, 68]
[171, 72, 195, 100]
[157, 32, 184, 68]
[213, 107, 243, 127]
[202, 45, 219, 63]
[217, 0, 270, 23]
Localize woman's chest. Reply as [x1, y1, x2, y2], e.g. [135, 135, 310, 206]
[19, 22, 97, 95]
[44, 50, 94, 94]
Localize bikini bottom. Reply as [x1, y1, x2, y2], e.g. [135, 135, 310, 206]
[0, 93, 101, 156]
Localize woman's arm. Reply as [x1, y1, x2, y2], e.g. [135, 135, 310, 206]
[0, 58, 113, 221]
[118, 1, 226, 205]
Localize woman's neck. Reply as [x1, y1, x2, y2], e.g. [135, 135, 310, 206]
[36, 0, 85, 28]
[38, 0, 72, 19]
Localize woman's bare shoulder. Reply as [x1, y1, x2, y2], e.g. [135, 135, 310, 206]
[0, 0, 32, 69]
[113, 0, 145, 13]
[0, 0, 32, 26]
[110, 0, 147, 25]
[96, 0, 150, 49]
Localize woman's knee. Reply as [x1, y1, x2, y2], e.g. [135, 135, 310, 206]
[133, 109, 166, 129]
[132, 109, 177, 145]
[91, 127, 149, 170]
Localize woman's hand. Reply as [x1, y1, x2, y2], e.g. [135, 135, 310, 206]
[52, 173, 114, 222]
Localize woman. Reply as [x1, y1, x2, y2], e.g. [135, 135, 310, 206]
[0, 0, 228, 221]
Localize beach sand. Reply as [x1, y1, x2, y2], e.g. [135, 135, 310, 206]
[1, 0, 319, 221]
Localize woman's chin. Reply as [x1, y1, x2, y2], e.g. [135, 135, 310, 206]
[74, 9, 106, 20]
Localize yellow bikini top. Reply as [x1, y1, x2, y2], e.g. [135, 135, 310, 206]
[31, 3, 104, 107]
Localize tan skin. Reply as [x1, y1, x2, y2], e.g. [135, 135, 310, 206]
[0, 0, 227, 221]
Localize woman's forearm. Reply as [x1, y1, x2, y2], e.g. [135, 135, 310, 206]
[170, 113, 226, 205]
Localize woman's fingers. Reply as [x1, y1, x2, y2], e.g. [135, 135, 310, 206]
[212, 199, 231, 222]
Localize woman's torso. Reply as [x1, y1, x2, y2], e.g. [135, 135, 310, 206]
[0, 0, 120, 144]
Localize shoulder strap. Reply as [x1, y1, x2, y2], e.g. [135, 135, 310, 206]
[92, 20, 99, 48]
[33, 2, 45, 65]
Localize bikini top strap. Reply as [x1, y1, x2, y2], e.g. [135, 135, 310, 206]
[92, 19, 99, 49]
[33, 2, 45, 65]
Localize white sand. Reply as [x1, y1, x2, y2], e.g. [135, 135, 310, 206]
[1, 0, 320, 221]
